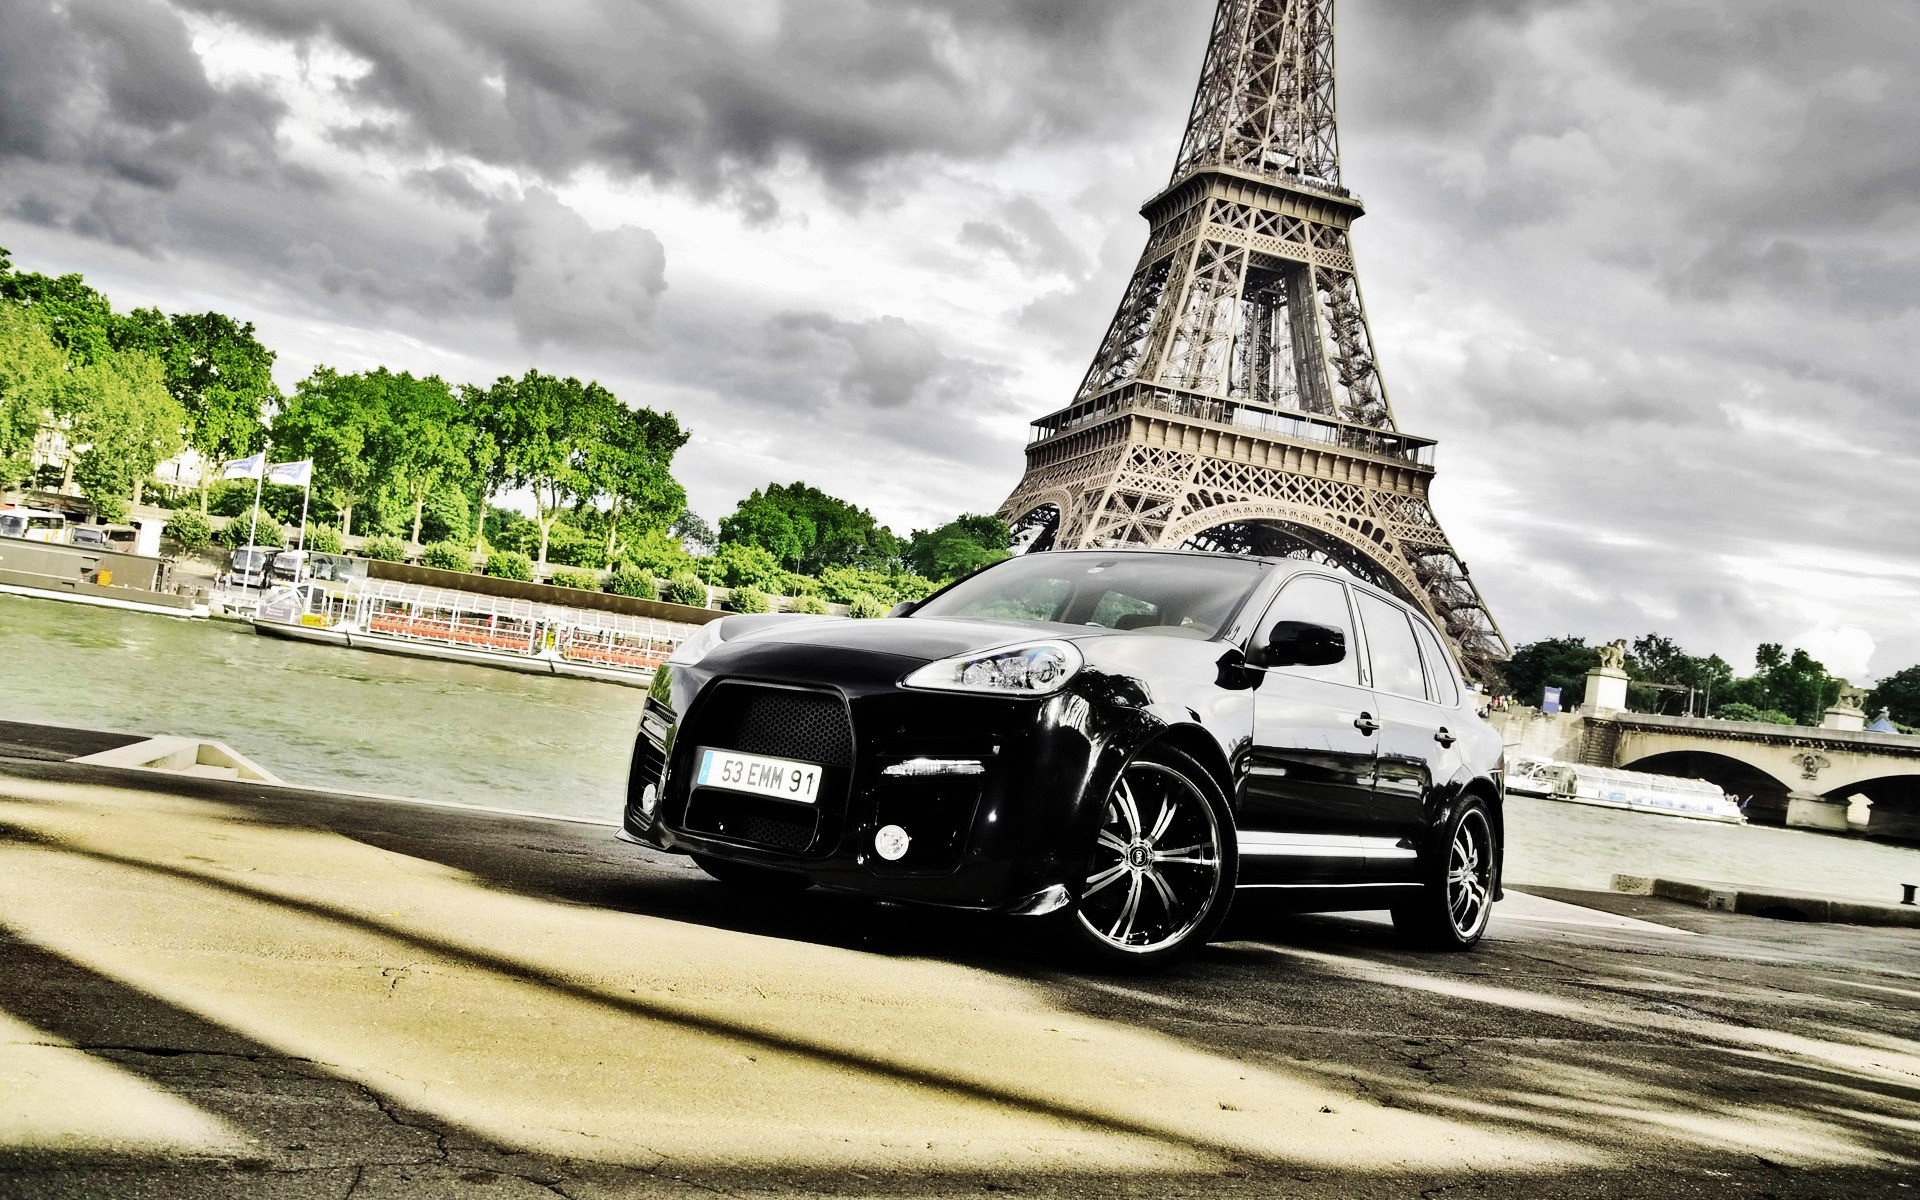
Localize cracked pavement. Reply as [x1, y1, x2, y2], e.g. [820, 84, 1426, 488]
[0, 760, 1916, 1199]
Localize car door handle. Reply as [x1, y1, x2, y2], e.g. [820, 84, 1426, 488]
[1353, 713, 1380, 736]
[1435, 727, 1457, 747]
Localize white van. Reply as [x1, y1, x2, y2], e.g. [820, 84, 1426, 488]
[0, 507, 66, 542]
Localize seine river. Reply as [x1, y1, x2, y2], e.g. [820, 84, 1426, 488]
[4, 594, 1918, 906]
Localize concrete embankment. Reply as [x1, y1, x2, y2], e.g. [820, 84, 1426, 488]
[1, 733, 1917, 1198]
[1613, 873, 1920, 928]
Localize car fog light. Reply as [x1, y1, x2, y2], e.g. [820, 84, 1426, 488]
[640, 784, 658, 815]
[874, 824, 912, 861]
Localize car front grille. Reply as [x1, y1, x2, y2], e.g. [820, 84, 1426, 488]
[702, 683, 854, 766]
[674, 682, 853, 855]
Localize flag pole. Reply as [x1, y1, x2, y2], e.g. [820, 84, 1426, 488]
[244, 438, 268, 592]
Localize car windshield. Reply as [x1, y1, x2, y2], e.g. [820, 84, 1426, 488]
[911, 553, 1266, 638]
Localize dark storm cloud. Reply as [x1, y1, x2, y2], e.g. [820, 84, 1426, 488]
[169, 0, 1194, 210]
[460, 189, 668, 349]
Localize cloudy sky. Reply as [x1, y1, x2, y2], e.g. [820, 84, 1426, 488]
[2, 0, 1916, 683]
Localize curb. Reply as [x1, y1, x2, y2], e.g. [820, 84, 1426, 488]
[1611, 874, 1920, 929]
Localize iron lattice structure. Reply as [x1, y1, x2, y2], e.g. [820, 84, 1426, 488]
[997, 0, 1508, 679]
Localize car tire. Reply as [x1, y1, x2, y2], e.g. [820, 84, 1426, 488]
[1391, 797, 1498, 951]
[690, 854, 814, 894]
[1060, 743, 1238, 970]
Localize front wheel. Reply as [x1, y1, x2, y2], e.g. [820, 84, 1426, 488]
[1392, 798, 1498, 950]
[1063, 745, 1237, 970]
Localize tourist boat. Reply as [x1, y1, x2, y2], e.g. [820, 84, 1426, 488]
[1509, 758, 1746, 824]
[252, 577, 698, 688]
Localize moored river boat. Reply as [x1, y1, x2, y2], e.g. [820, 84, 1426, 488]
[1509, 758, 1747, 824]
[252, 578, 697, 688]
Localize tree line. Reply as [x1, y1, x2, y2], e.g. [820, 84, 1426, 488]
[1499, 633, 1920, 732]
[0, 247, 1011, 609]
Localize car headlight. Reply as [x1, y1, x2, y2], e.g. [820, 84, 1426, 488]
[901, 640, 1083, 697]
[667, 619, 727, 667]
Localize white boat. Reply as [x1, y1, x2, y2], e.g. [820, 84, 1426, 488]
[1509, 758, 1746, 824]
[252, 577, 701, 689]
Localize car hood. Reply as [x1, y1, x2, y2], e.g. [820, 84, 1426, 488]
[720, 614, 1102, 664]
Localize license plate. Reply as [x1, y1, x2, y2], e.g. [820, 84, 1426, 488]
[695, 748, 823, 805]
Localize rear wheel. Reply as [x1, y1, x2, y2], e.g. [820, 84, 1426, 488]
[1392, 799, 1497, 950]
[1064, 745, 1237, 970]
[690, 854, 814, 894]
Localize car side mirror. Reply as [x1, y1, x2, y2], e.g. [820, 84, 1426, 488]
[886, 601, 918, 619]
[1254, 620, 1346, 668]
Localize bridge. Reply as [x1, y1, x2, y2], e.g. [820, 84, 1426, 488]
[1493, 708, 1920, 843]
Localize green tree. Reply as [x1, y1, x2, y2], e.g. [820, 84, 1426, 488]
[582, 398, 688, 562]
[0, 256, 120, 366]
[63, 350, 186, 515]
[1624, 633, 1736, 716]
[383, 372, 472, 544]
[0, 304, 69, 488]
[1497, 637, 1599, 708]
[1868, 665, 1920, 728]
[138, 310, 278, 513]
[720, 482, 900, 572]
[1723, 645, 1840, 726]
[903, 513, 1010, 581]
[472, 370, 613, 570]
[272, 367, 405, 537]
[695, 542, 783, 590]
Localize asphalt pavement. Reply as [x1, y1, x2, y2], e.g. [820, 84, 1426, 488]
[0, 755, 1916, 1199]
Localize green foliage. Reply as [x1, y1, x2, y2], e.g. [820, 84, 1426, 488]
[1623, 632, 1736, 716]
[903, 513, 1010, 582]
[583, 402, 689, 564]
[483, 506, 538, 556]
[670, 510, 717, 555]
[486, 551, 535, 581]
[728, 586, 769, 614]
[418, 482, 472, 546]
[813, 565, 936, 607]
[0, 304, 69, 489]
[719, 482, 900, 572]
[621, 526, 694, 578]
[550, 568, 601, 591]
[1713, 702, 1796, 725]
[792, 594, 830, 615]
[1497, 637, 1598, 708]
[698, 542, 783, 590]
[305, 526, 344, 555]
[1868, 665, 1920, 728]
[540, 517, 603, 568]
[271, 367, 387, 536]
[664, 573, 708, 607]
[0, 259, 120, 365]
[777, 570, 821, 597]
[361, 535, 407, 562]
[1718, 644, 1840, 726]
[164, 510, 213, 551]
[63, 350, 186, 515]
[145, 310, 278, 510]
[220, 513, 285, 550]
[421, 541, 473, 572]
[847, 594, 889, 619]
[464, 370, 630, 567]
[606, 566, 657, 599]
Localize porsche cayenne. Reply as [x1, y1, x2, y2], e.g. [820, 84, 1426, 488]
[620, 549, 1504, 967]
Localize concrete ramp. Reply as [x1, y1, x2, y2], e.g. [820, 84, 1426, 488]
[71, 735, 284, 785]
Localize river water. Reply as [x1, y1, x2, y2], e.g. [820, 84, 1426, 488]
[4, 593, 1918, 906]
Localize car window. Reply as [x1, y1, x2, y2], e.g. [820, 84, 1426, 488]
[1356, 593, 1427, 700]
[1412, 619, 1461, 707]
[1256, 575, 1358, 685]
[914, 553, 1265, 638]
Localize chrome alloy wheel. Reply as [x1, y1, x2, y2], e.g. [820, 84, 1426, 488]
[1446, 808, 1494, 940]
[1076, 760, 1224, 955]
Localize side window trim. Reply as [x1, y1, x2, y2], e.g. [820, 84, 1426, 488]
[1251, 572, 1369, 688]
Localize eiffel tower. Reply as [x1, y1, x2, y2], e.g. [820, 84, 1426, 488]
[996, 0, 1508, 679]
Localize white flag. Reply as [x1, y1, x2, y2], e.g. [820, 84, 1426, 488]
[266, 459, 313, 487]
[221, 453, 266, 480]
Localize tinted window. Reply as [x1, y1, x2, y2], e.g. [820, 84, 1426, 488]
[1357, 593, 1426, 699]
[1257, 575, 1357, 685]
[1413, 619, 1461, 707]
[914, 553, 1264, 638]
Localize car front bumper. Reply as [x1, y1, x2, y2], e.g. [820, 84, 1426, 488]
[621, 644, 1117, 911]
